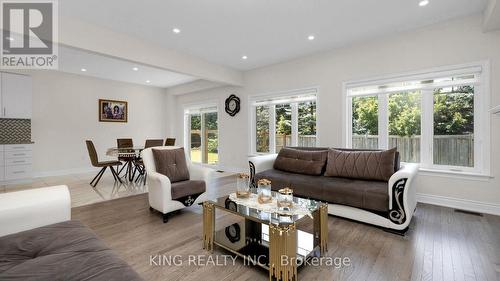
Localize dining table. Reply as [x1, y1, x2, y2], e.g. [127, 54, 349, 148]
[106, 147, 144, 182]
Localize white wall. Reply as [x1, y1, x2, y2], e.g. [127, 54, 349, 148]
[30, 71, 169, 176]
[172, 15, 500, 212]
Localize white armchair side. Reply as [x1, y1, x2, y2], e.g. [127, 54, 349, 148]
[141, 146, 213, 222]
[0, 185, 71, 237]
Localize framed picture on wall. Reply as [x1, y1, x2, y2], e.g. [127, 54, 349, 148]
[99, 99, 128, 122]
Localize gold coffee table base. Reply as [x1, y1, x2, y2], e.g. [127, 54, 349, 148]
[202, 199, 328, 281]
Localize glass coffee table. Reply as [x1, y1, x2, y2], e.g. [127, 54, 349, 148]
[202, 191, 328, 281]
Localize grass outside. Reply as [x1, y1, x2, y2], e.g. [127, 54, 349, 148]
[190, 149, 218, 164]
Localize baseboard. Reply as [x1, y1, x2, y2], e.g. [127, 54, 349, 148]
[33, 167, 100, 178]
[417, 193, 500, 216]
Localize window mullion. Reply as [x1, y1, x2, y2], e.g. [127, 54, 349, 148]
[346, 97, 353, 148]
[185, 114, 191, 156]
[201, 113, 207, 164]
[420, 89, 434, 167]
[250, 106, 256, 154]
[269, 105, 276, 154]
[291, 103, 298, 146]
[378, 94, 389, 149]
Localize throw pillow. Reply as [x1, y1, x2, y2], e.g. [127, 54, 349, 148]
[152, 148, 190, 183]
[273, 148, 328, 176]
[324, 148, 397, 181]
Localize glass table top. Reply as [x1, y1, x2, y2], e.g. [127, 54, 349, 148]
[106, 147, 145, 157]
[211, 189, 321, 225]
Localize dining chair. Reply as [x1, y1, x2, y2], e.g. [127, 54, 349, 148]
[85, 140, 123, 187]
[117, 138, 135, 177]
[165, 138, 176, 146]
[145, 139, 164, 148]
[133, 139, 164, 183]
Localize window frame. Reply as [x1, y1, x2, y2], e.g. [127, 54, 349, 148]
[343, 61, 491, 177]
[183, 103, 219, 167]
[249, 88, 319, 155]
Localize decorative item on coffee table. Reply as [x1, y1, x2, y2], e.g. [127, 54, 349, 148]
[236, 173, 251, 198]
[277, 187, 294, 211]
[257, 179, 272, 204]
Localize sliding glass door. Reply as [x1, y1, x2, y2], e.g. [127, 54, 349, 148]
[186, 106, 218, 165]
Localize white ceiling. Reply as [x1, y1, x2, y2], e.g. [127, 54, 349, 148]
[60, 0, 488, 71]
[58, 46, 198, 88]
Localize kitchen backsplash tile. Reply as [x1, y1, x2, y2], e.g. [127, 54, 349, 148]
[0, 119, 31, 144]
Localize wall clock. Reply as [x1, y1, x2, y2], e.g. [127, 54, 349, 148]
[225, 94, 240, 116]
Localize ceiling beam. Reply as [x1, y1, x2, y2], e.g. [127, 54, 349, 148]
[58, 17, 243, 86]
[483, 0, 500, 32]
[166, 80, 226, 95]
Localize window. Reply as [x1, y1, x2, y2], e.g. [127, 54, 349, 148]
[251, 89, 317, 154]
[346, 62, 490, 175]
[255, 106, 270, 153]
[275, 103, 292, 152]
[352, 96, 379, 149]
[184, 105, 218, 165]
[433, 86, 474, 167]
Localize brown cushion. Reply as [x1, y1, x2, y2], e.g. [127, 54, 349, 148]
[171, 180, 206, 200]
[152, 148, 189, 183]
[0, 220, 143, 281]
[255, 169, 389, 212]
[273, 147, 328, 176]
[324, 148, 397, 181]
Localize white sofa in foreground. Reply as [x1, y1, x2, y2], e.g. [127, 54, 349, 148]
[0, 186, 71, 237]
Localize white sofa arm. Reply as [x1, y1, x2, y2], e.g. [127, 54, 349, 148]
[189, 163, 214, 183]
[248, 154, 277, 188]
[0, 186, 71, 237]
[387, 163, 419, 228]
[249, 154, 277, 174]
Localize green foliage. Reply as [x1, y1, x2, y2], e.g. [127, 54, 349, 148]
[207, 137, 218, 153]
[204, 112, 218, 130]
[256, 106, 270, 152]
[189, 112, 217, 130]
[352, 86, 474, 137]
[352, 96, 378, 135]
[298, 101, 316, 135]
[276, 104, 291, 135]
[190, 114, 201, 130]
[433, 86, 473, 135]
[388, 92, 421, 136]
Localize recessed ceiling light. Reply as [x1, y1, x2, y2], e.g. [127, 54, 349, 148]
[132, 67, 139, 71]
[146, 80, 151, 83]
[308, 35, 315, 41]
[172, 28, 181, 34]
[80, 68, 87, 72]
[6, 36, 14, 41]
[241, 55, 248, 60]
[419, 0, 429, 7]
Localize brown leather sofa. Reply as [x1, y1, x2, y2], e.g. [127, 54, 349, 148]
[249, 147, 419, 233]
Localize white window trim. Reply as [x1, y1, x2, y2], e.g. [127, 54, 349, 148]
[343, 61, 491, 178]
[249, 87, 319, 155]
[183, 102, 219, 167]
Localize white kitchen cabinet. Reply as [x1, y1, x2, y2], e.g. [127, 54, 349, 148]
[1, 72, 32, 119]
[0, 145, 4, 181]
[1, 144, 33, 182]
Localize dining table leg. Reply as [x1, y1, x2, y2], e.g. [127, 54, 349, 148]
[128, 161, 134, 181]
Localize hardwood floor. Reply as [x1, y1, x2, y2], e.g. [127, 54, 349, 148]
[72, 176, 500, 281]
